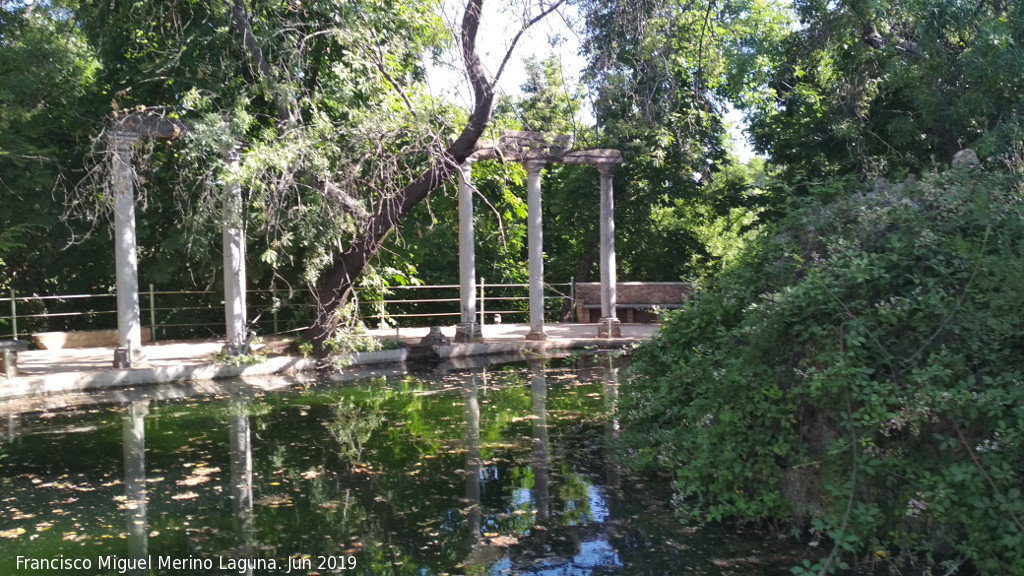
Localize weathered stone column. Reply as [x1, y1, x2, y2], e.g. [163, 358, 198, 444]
[597, 163, 621, 338]
[525, 160, 547, 340]
[111, 130, 145, 367]
[222, 148, 248, 355]
[455, 161, 481, 342]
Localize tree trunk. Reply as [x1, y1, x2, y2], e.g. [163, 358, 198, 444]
[308, 0, 495, 353]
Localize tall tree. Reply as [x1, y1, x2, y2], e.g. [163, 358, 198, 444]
[746, 0, 1024, 180]
[573, 0, 789, 280]
[22, 0, 566, 350]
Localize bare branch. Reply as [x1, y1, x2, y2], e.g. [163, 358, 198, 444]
[229, 0, 298, 123]
[492, 0, 567, 88]
[368, 30, 418, 119]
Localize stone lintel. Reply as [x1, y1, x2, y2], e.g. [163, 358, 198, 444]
[471, 145, 623, 167]
[111, 114, 187, 140]
[562, 149, 624, 166]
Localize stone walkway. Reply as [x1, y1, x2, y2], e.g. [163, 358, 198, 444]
[1, 323, 658, 399]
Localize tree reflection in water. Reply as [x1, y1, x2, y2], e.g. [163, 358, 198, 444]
[0, 355, 797, 575]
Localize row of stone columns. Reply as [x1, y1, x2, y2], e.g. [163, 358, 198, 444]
[110, 130, 246, 367]
[455, 157, 621, 342]
[111, 128, 620, 363]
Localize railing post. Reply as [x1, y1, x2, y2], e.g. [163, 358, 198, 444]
[479, 277, 485, 328]
[378, 277, 385, 330]
[272, 288, 279, 335]
[149, 284, 157, 343]
[570, 276, 576, 322]
[10, 287, 17, 340]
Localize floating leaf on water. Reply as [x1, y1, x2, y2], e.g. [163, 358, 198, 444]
[255, 494, 292, 507]
[171, 491, 199, 501]
[0, 527, 26, 539]
[489, 535, 519, 547]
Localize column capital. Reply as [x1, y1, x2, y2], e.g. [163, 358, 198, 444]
[110, 129, 140, 148]
[524, 159, 546, 174]
[595, 162, 618, 178]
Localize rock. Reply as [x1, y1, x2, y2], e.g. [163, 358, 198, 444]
[952, 149, 979, 168]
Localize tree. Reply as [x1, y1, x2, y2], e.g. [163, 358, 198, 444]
[12, 0, 566, 351]
[745, 0, 1024, 180]
[572, 0, 790, 281]
[0, 4, 111, 298]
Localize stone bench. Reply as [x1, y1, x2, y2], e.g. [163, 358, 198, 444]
[32, 329, 152, 350]
[574, 282, 690, 323]
[1, 340, 30, 378]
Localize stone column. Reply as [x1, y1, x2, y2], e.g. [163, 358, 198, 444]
[455, 161, 481, 342]
[597, 163, 621, 338]
[111, 130, 145, 367]
[222, 148, 248, 355]
[525, 160, 547, 340]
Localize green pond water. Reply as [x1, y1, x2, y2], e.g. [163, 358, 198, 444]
[0, 355, 797, 575]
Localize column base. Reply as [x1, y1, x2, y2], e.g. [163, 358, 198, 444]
[525, 330, 548, 341]
[113, 346, 145, 368]
[222, 341, 252, 357]
[419, 326, 451, 347]
[598, 317, 621, 339]
[454, 322, 482, 343]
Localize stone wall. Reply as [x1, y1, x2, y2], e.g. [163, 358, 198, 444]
[573, 282, 691, 323]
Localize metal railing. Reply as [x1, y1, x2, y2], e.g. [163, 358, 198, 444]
[0, 281, 575, 340]
[355, 279, 573, 328]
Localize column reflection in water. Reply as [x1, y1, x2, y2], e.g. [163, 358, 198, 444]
[230, 389, 255, 555]
[603, 357, 621, 488]
[530, 362, 549, 522]
[122, 400, 149, 576]
[464, 370, 482, 545]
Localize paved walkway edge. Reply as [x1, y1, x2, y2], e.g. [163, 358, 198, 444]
[0, 337, 643, 400]
[1, 356, 319, 399]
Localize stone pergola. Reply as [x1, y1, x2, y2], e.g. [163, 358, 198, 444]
[108, 115, 248, 368]
[107, 122, 621, 368]
[455, 131, 623, 341]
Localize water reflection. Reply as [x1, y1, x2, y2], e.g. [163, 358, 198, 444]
[122, 400, 148, 574]
[229, 388, 255, 573]
[603, 356, 621, 489]
[0, 355, 796, 575]
[464, 369, 481, 547]
[8, 413, 18, 442]
[531, 361, 550, 523]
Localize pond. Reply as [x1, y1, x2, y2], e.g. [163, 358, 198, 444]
[1, 354, 796, 575]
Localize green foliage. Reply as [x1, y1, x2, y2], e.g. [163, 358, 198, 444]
[213, 350, 267, 366]
[744, 0, 1024, 179]
[625, 163, 1024, 573]
[575, 0, 789, 281]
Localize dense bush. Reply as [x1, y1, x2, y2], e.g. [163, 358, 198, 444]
[624, 164, 1024, 574]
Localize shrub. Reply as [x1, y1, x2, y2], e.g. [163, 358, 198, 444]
[624, 165, 1024, 574]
